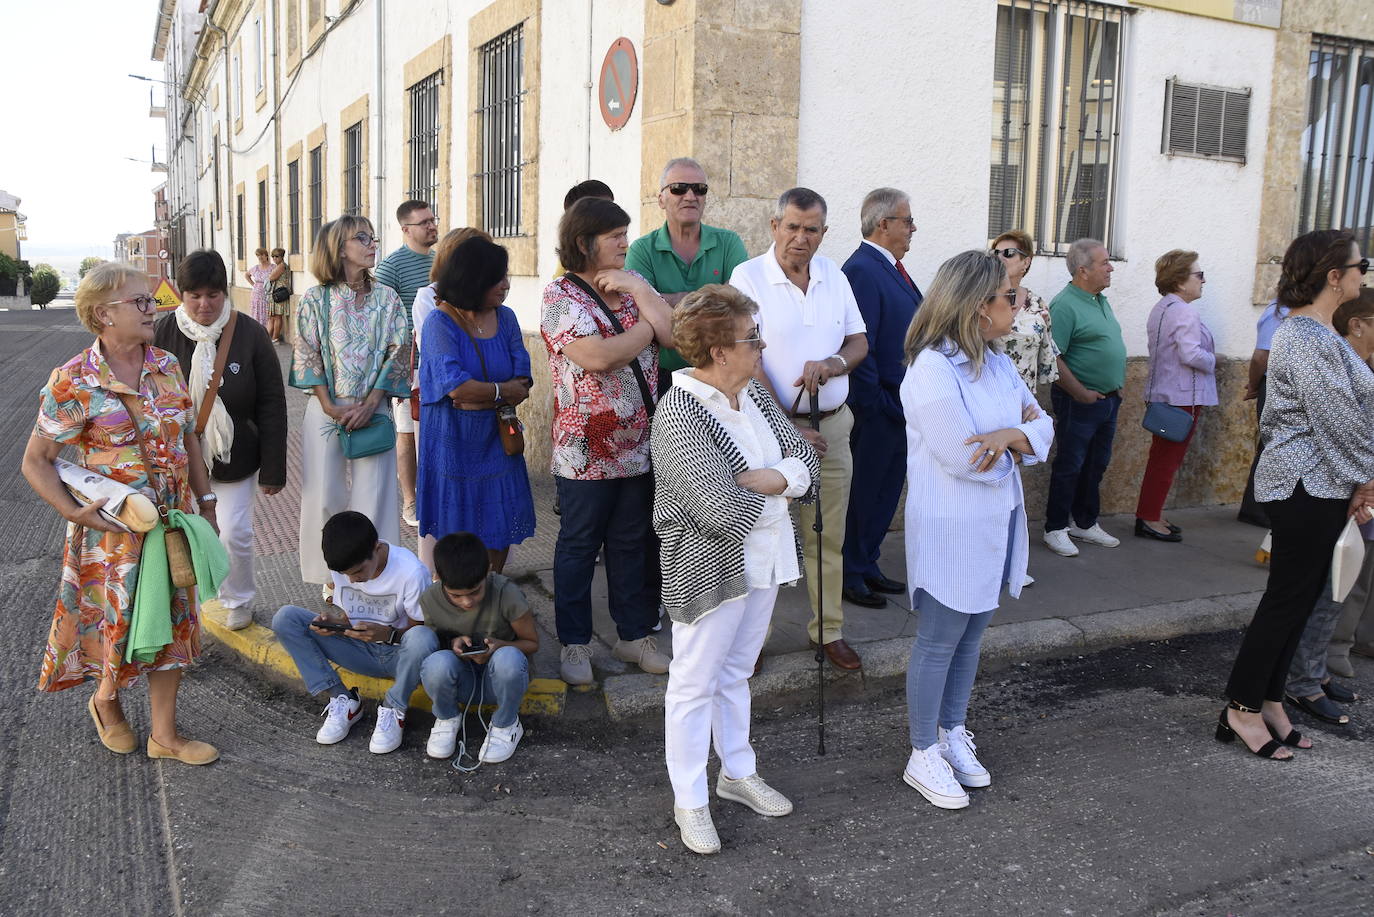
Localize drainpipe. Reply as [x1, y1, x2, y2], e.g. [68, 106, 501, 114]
[271, 0, 283, 247]
[374, 0, 386, 245]
[206, 1, 235, 285]
[585, 0, 594, 180]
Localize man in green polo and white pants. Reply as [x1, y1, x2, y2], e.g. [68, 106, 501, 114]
[626, 156, 749, 395]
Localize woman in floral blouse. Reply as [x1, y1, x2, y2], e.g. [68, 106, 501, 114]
[290, 215, 412, 586]
[992, 230, 1060, 391]
[21, 262, 221, 765]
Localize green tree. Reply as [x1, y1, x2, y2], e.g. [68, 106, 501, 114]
[30, 265, 61, 309]
[78, 256, 105, 279]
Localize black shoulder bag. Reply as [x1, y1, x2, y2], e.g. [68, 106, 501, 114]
[561, 274, 657, 417]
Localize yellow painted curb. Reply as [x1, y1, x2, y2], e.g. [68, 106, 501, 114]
[201, 603, 566, 716]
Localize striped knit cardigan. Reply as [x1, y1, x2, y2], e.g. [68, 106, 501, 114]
[651, 378, 821, 625]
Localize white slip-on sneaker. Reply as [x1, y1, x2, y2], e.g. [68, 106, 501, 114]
[1022, 574, 1035, 587]
[315, 689, 362, 745]
[716, 773, 793, 816]
[673, 805, 721, 855]
[478, 718, 525, 764]
[1068, 523, 1120, 548]
[1042, 529, 1079, 557]
[560, 644, 594, 685]
[426, 716, 461, 759]
[224, 604, 253, 630]
[902, 742, 970, 810]
[613, 635, 671, 674]
[938, 725, 991, 788]
[369, 705, 405, 754]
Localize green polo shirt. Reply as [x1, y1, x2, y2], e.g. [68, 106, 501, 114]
[1048, 282, 1127, 394]
[625, 222, 749, 372]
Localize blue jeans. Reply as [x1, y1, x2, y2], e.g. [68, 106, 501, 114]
[553, 473, 657, 645]
[1045, 388, 1121, 532]
[271, 605, 438, 711]
[420, 645, 529, 727]
[907, 591, 995, 749]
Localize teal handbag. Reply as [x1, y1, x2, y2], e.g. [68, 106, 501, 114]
[317, 286, 397, 460]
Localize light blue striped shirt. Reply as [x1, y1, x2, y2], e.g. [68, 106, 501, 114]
[901, 343, 1055, 613]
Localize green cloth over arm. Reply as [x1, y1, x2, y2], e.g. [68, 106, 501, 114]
[128, 510, 231, 664]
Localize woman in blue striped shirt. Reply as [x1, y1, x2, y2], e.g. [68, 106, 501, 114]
[899, 250, 1055, 810]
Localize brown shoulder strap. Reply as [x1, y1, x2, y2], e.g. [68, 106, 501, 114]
[195, 310, 239, 436]
[116, 391, 169, 518]
[436, 301, 492, 382]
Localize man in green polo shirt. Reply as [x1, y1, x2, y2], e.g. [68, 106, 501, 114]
[625, 157, 749, 392]
[1043, 238, 1127, 558]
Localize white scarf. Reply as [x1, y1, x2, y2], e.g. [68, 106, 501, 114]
[174, 302, 235, 469]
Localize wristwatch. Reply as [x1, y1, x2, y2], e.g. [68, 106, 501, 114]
[828, 353, 849, 373]
[196, 492, 218, 505]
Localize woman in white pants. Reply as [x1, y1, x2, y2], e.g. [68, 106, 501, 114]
[153, 250, 287, 629]
[652, 285, 819, 855]
[290, 215, 412, 586]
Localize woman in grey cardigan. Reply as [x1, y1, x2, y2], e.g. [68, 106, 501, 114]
[653, 285, 819, 856]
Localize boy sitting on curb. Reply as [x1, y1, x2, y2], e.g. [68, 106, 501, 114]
[419, 533, 538, 763]
[273, 511, 436, 754]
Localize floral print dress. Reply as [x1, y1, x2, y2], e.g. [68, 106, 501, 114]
[34, 344, 200, 692]
[248, 263, 273, 326]
[999, 288, 1061, 390]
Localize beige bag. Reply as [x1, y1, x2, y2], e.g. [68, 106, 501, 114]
[118, 393, 197, 588]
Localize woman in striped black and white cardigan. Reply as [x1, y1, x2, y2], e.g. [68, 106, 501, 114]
[652, 285, 820, 856]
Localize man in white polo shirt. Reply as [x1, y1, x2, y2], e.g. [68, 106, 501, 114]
[730, 187, 869, 670]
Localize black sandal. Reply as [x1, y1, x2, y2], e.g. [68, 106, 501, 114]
[1285, 692, 1350, 725]
[1322, 679, 1358, 703]
[1265, 723, 1308, 748]
[1215, 702, 1292, 760]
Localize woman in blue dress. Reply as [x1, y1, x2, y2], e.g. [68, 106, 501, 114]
[418, 237, 535, 572]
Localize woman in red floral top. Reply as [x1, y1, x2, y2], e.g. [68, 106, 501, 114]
[540, 197, 676, 685]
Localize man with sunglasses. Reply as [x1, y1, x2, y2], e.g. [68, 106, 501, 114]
[626, 157, 749, 394]
[375, 199, 439, 528]
[840, 188, 923, 609]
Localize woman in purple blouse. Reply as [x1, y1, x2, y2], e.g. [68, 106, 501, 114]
[1134, 249, 1217, 542]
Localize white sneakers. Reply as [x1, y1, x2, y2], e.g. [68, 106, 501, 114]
[316, 689, 363, 745]
[1042, 529, 1079, 557]
[938, 725, 991, 788]
[717, 774, 793, 816]
[560, 644, 594, 685]
[1069, 523, 1120, 548]
[613, 635, 672, 674]
[479, 718, 525, 764]
[902, 742, 970, 809]
[674, 805, 721, 855]
[427, 716, 461, 759]
[224, 605, 253, 630]
[369, 706, 405, 754]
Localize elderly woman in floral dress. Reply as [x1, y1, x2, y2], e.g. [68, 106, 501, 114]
[992, 230, 1059, 392]
[21, 262, 221, 765]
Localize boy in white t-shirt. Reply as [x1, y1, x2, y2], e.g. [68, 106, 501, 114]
[272, 511, 437, 754]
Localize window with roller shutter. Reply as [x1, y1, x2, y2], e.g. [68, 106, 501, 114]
[1162, 79, 1250, 164]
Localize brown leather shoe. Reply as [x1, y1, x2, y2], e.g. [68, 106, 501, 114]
[88, 693, 136, 755]
[147, 736, 220, 766]
[811, 638, 862, 670]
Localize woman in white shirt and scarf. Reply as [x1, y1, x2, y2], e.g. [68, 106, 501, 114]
[154, 250, 288, 630]
[652, 285, 820, 856]
[899, 250, 1054, 811]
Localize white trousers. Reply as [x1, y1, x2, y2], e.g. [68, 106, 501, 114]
[664, 584, 779, 809]
[214, 474, 258, 608]
[298, 395, 400, 584]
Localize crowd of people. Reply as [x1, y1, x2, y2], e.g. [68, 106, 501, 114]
[20, 156, 1372, 854]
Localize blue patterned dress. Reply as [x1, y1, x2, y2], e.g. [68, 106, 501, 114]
[417, 305, 535, 550]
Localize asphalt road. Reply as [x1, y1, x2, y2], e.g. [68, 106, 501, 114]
[2, 310, 1372, 917]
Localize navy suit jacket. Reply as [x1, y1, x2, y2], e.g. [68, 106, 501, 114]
[843, 242, 923, 424]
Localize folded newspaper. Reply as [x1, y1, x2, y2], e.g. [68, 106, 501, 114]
[54, 458, 159, 533]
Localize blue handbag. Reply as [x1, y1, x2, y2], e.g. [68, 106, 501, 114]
[1140, 301, 1195, 443]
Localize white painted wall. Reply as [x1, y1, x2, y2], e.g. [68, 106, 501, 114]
[798, 0, 1276, 357]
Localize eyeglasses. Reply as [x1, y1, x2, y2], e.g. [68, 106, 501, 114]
[663, 182, 709, 196]
[101, 294, 159, 312]
[1190, 270, 1206, 282]
[350, 231, 377, 247]
[404, 218, 438, 228]
[1345, 259, 1371, 275]
[883, 215, 916, 228]
[994, 248, 1028, 259]
[986, 288, 1017, 303]
[733, 325, 764, 349]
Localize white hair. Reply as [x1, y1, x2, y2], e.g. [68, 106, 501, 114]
[1065, 238, 1105, 276]
[860, 188, 910, 237]
[659, 157, 706, 188]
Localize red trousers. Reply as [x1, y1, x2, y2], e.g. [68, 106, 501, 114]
[1135, 405, 1203, 521]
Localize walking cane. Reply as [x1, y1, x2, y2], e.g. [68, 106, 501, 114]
[791, 387, 826, 756]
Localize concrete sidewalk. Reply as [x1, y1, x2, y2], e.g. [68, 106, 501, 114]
[226, 337, 1271, 718]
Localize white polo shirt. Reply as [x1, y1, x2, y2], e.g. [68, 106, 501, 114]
[729, 244, 866, 413]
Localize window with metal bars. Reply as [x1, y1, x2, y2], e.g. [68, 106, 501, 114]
[478, 25, 524, 238]
[1298, 35, 1374, 257]
[288, 160, 301, 254]
[408, 72, 441, 207]
[1163, 79, 1250, 163]
[988, 0, 1127, 256]
[343, 122, 362, 217]
[308, 145, 323, 244]
[236, 192, 246, 262]
[258, 180, 268, 250]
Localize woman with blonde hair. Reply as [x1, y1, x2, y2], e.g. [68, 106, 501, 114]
[21, 262, 222, 764]
[290, 216, 412, 587]
[898, 250, 1054, 810]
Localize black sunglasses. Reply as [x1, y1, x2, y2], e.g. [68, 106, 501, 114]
[994, 248, 1028, 259]
[1345, 259, 1370, 275]
[663, 182, 708, 196]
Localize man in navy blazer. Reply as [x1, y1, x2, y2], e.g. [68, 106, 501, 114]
[841, 188, 922, 608]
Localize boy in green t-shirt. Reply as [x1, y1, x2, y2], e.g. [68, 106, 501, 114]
[418, 533, 539, 763]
